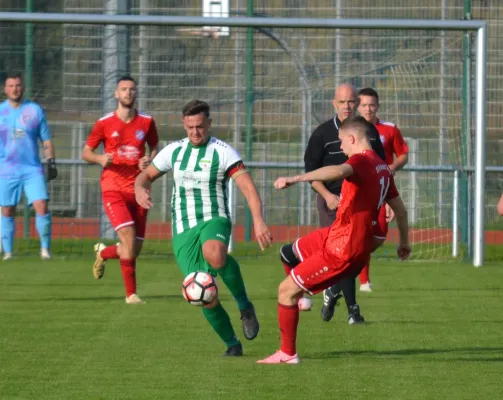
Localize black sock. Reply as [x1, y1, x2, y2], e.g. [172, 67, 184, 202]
[328, 283, 342, 297]
[340, 277, 357, 312]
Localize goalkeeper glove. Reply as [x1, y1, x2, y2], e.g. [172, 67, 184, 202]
[46, 158, 58, 181]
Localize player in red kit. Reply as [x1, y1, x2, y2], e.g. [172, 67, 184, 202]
[258, 117, 411, 364]
[356, 87, 409, 292]
[82, 76, 159, 304]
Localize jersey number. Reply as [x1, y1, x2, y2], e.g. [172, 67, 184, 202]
[378, 176, 390, 209]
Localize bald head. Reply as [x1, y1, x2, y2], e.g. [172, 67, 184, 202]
[332, 83, 357, 121]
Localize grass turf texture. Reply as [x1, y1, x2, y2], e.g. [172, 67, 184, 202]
[1, 252, 502, 399]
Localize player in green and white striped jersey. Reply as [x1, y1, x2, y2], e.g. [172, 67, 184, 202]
[135, 100, 273, 356]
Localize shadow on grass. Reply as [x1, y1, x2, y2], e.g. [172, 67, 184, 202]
[304, 346, 503, 360]
[0, 294, 182, 302]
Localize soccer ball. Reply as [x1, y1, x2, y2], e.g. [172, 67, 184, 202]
[298, 297, 312, 311]
[182, 271, 218, 306]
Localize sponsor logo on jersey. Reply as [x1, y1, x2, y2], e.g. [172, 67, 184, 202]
[135, 130, 145, 141]
[180, 171, 201, 188]
[380, 135, 385, 144]
[216, 233, 226, 240]
[117, 145, 140, 160]
[111, 131, 119, 138]
[198, 158, 212, 170]
[12, 128, 25, 139]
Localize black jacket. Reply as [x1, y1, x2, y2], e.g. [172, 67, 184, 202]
[304, 117, 386, 196]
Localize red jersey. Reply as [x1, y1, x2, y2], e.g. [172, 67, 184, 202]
[375, 119, 408, 166]
[325, 150, 399, 260]
[86, 111, 159, 194]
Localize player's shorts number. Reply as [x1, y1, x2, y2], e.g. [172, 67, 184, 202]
[378, 176, 390, 210]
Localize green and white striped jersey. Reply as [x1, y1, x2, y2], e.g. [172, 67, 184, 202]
[152, 137, 243, 235]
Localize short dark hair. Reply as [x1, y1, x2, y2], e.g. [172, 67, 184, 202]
[339, 115, 372, 138]
[117, 75, 136, 85]
[182, 100, 210, 118]
[4, 73, 23, 83]
[357, 87, 379, 104]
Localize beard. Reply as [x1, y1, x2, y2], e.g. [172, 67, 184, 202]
[9, 93, 23, 103]
[119, 98, 135, 108]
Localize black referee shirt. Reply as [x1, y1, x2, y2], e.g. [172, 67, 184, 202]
[304, 117, 386, 196]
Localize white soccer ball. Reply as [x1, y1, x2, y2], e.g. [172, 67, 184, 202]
[182, 271, 218, 306]
[298, 297, 312, 311]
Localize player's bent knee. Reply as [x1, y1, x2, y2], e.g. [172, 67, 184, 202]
[203, 295, 219, 309]
[202, 241, 227, 269]
[278, 276, 303, 305]
[280, 243, 299, 268]
[205, 253, 227, 269]
[32, 200, 48, 215]
[117, 227, 136, 258]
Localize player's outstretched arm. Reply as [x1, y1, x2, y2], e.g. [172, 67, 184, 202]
[134, 164, 164, 209]
[234, 172, 273, 251]
[274, 164, 353, 190]
[387, 196, 411, 260]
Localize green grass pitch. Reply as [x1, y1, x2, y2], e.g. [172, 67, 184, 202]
[1, 252, 502, 400]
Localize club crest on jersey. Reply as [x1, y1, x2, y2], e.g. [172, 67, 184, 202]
[135, 130, 145, 141]
[380, 135, 386, 144]
[198, 158, 212, 170]
[20, 107, 37, 129]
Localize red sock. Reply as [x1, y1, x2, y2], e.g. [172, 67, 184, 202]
[282, 262, 292, 277]
[359, 263, 370, 284]
[120, 258, 136, 297]
[101, 245, 119, 260]
[278, 303, 299, 356]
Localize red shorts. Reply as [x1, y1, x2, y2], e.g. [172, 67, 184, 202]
[374, 205, 389, 239]
[294, 227, 330, 262]
[102, 191, 148, 240]
[292, 227, 370, 295]
[291, 250, 369, 296]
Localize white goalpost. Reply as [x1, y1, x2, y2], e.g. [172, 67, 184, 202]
[0, 12, 488, 266]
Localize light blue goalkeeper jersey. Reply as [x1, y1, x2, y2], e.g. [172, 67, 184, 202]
[0, 99, 51, 178]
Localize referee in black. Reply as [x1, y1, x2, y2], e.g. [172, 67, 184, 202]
[304, 83, 386, 324]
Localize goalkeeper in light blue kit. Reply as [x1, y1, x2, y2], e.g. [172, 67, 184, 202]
[0, 73, 57, 260]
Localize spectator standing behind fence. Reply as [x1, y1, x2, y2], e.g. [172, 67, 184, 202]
[82, 75, 159, 304]
[303, 83, 386, 325]
[356, 87, 409, 292]
[0, 73, 57, 261]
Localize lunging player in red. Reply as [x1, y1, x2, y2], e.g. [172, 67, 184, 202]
[356, 87, 409, 292]
[258, 116, 411, 364]
[82, 76, 159, 304]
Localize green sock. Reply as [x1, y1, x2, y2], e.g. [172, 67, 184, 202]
[202, 302, 240, 348]
[216, 254, 251, 311]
